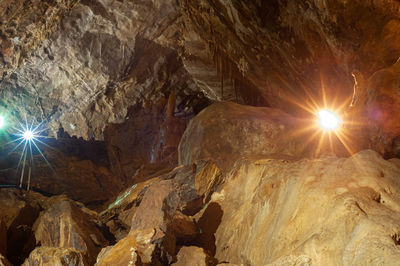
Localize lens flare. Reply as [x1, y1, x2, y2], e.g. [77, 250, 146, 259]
[23, 130, 34, 141]
[317, 109, 341, 131]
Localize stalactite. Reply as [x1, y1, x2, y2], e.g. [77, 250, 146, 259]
[205, 41, 267, 106]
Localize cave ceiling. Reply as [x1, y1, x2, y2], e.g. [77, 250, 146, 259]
[1, 0, 400, 139]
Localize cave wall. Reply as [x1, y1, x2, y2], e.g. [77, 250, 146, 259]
[2, 0, 400, 141]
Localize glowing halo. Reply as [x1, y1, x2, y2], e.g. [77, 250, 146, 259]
[6, 118, 54, 191]
[23, 130, 34, 141]
[317, 109, 341, 131]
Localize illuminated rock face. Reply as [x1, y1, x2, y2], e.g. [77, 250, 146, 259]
[179, 102, 306, 173]
[2, 0, 400, 265]
[211, 150, 400, 265]
[2, 0, 400, 142]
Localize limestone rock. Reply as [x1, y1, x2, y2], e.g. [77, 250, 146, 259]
[100, 178, 160, 241]
[172, 246, 211, 266]
[0, 0, 195, 140]
[178, 102, 305, 172]
[349, 58, 400, 156]
[0, 254, 12, 266]
[95, 235, 139, 266]
[104, 101, 185, 182]
[0, 137, 123, 209]
[0, 190, 42, 265]
[34, 199, 108, 265]
[181, 0, 400, 115]
[130, 179, 177, 264]
[103, 162, 222, 264]
[211, 150, 400, 265]
[22, 247, 86, 266]
[170, 212, 198, 244]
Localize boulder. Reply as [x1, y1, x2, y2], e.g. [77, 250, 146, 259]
[100, 178, 160, 241]
[34, 199, 108, 265]
[130, 179, 177, 264]
[22, 247, 86, 266]
[111, 162, 222, 264]
[172, 246, 212, 266]
[95, 235, 139, 266]
[0, 190, 42, 265]
[210, 150, 400, 265]
[178, 102, 305, 172]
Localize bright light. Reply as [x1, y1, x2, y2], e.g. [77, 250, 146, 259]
[317, 109, 341, 131]
[23, 130, 34, 141]
[0, 115, 4, 129]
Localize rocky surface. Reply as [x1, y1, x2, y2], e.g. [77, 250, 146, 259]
[0, 0, 196, 140]
[347, 57, 400, 157]
[0, 189, 112, 266]
[2, 0, 400, 265]
[34, 199, 108, 265]
[179, 102, 308, 172]
[172, 246, 212, 266]
[22, 247, 87, 266]
[0, 254, 11, 266]
[0, 135, 122, 208]
[104, 95, 186, 183]
[1, 0, 400, 145]
[211, 150, 400, 265]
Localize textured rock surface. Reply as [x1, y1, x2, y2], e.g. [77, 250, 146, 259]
[104, 99, 186, 182]
[34, 199, 108, 265]
[347, 58, 400, 156]
[0, 0, 195, 140]
[22, 247, 87, 266]
[180, 0, 400, 114]
[0, 254, 11, 266]
[99, 161, 223, 264]
[0, 136, 122, 208]
[210, 150, 400, 265]
[172, 246, 211, 266]
[0, 189, 111, 265]
[2, 0, 400, 143]
[95, 235, 139, 266]
[179, 102, 307, 172]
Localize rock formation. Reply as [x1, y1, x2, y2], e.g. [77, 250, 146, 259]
[1, 0, 400, 265]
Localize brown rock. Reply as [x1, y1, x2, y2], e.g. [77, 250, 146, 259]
[178, 102, 304, 172]
[211, 150, 400, 265]
[349, 58, 400, 156]
[172, 246, 211, 266]
[0, 189, 28, 228]
[95, 235, 139, 266]
[22, 247, 87, 266]
[0, 141, 123, 209]
[0, 190, 42, 265]
[194, 161, 223, 204]
[34, 199, 108, 265]
[171, 212, 198, 243]
[0, 254, 12, 266]
[130, 180, 176, 264]
[105, 101, 185, 183]
[100, 177, 160, 240]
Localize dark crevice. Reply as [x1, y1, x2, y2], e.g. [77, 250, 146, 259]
[392, 233, 400, 245]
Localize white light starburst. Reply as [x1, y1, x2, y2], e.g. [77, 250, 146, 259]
[317, 109, 341, 131]
[7, 119, 53, 191]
